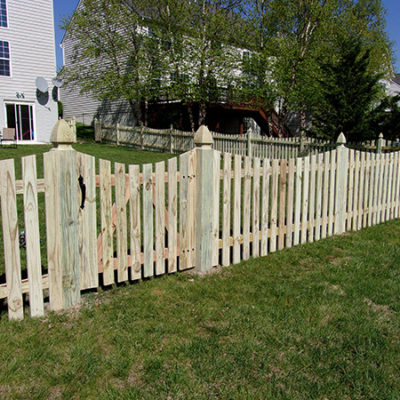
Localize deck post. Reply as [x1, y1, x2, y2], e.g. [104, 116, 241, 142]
[44, 119, 80, 310]
[247, 128, 253, 157]
[94, 118, 102, 142]
[195, 125, 215, 273]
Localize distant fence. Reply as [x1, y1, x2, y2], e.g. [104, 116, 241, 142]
[1, 121, 400, 321]
[91, 119, 399, 158]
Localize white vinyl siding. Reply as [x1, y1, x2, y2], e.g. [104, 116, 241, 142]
[0, 0, 58, 142]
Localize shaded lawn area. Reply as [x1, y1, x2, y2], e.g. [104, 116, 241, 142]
[0, 142, 175, 179]
[0, 220, 399, 399]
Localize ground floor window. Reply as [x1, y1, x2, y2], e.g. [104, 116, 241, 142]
[6, 103, 34, 141]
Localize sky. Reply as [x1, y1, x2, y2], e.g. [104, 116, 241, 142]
[53, 0, 400, 73]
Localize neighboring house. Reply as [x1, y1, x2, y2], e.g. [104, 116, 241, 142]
[60, 2, 291, 137]
[383, 73, 400, 98]
[0, 0, 58, 143]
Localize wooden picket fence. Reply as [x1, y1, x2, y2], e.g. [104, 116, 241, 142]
[93, 119, 400, 158]
[1, 124, 400, 321]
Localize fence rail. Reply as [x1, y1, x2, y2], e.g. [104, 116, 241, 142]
[1, 121, 400, 321]
[92, 119, 399, 158]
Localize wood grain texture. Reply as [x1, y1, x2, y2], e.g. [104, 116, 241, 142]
[252, 157, 260, 257]
[44, 151, 63, 311]
[213, 151, 221, 266]
[308, 155, 316, 242]
[314, 153, 323, 241]
[233, 155, 242, 263]
[99, 159, 114, 285]
[155, 161, 165, 275]
[328, 150, 336, 236]
[143, 163, 154, 278]
[22, 155, 44, 317]
[347, 150, 355, 231]
[261, 159, 271, 256]
[301, 156, 310, 243]
[115, 162, 128, 282]
[129, 164, 141, 280]
[286, 158, 295, 248]
[278, 159, 287, 250]
[243, 156, 251, 260]
[270, 159, 279, 252]
[77, 153, 98, 290]
[168, 158, 178, 273]
[222, 153, 232, 266]
[293, 157, 302, 245]
[0, 159, 24, 320]
[321, 152, 330, 239]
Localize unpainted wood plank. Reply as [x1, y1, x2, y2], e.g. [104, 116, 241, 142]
[242, 157, 251, 260]
[168, 158, 178, 273]
[314, 153, 323, 241]
[233, 154, 242, 263]
[278, 159, 287, 250]
[222, 153, 232, 266]
[346, 150, 355, 231]
[393, 152, 400, 219]
[179, 152, 190, 270]
[155, 161, 165, 275]
[0, 159, 24, 320]
[308, 155, 316, 242]
[377, 154, 385, 224]
[213, 151, 221, 266]
[129, 164, 141, 280]
[286, 158, 295, 248]
[321, 152, 330, 239]
[77, 153, 98, 290]
[357, 152, 365, 230]
[99, 159, 114, 285]
[44, 151, 63, 311]
[352, 152, 360, 230]
[363, 152, 370, 227]
[386, 153, 394, 220]
[261, 159, 271, 256]
[301, 156, 310, 243]
[270, 159, 279, 252]
[143, 164, 154, 277]
[22, 155, 44, 317]
[252, 158, 260, 257]
[293, 157, 302, 245]
[367, 153, 375, 226]
[328, 150, 336, 236]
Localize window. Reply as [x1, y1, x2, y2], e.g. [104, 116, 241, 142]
[0, 0, 7, 28]
[6, 104, 35, 141]
[0, 40, 10, 76]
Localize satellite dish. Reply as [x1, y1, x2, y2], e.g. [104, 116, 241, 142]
[52, 77, 63, 88]
[35, 77, 48, 93]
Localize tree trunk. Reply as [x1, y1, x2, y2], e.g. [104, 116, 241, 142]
[187, 103, 195, 132]
[198, 102, 207, 127]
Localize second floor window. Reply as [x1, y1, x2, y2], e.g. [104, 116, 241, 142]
[0, 0, 7, 28]
[0, 40, 10, 76]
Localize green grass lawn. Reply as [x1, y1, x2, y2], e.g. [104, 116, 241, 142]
[0, 219, 399, 399]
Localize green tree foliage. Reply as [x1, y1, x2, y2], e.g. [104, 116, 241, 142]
[311, 36, 383, 141]
[370, 95, 400, 140]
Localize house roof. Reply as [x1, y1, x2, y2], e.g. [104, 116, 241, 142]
[393, 74, 400, 86]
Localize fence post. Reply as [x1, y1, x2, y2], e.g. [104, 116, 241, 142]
[300, 134, 305, 156]
[376, 133, 383, 154]
[94, 118, 102, 142]
[116, 122, 120, 145]
[169, 124, 174, 153]
[195, 125, 214, 273]
[334, 132, 348, 235]
[247, 128, 253, 157]
[140, 123, 145, 150]
[44, 119, 80, 311]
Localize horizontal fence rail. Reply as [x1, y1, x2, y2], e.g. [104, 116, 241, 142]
[92, 119, 400, 158]
[1, 122, 400, 321]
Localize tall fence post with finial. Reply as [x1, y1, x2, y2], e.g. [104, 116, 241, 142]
[334, 132, 348, 235]
[194, 125, 215, 273]
[376, 133, 383, 154]
[43, 119, 80, 311]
